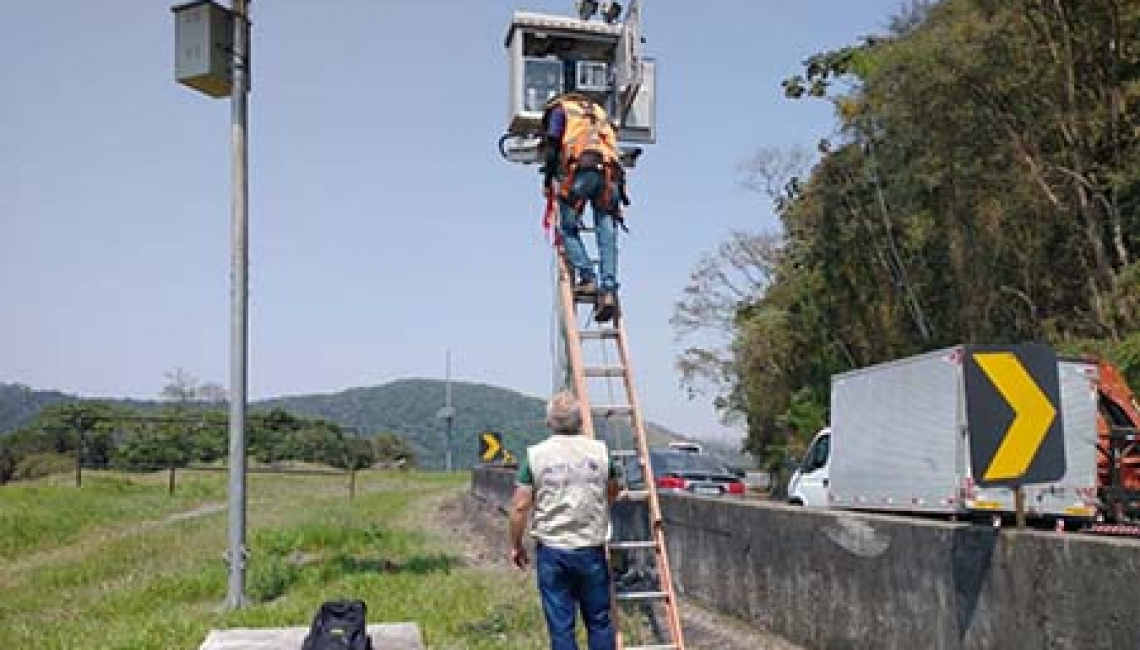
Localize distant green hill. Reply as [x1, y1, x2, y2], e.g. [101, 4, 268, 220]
[260, 378, 695, 469]
[0, 379, 699, 469]
[0, 384, 75, 434]
[261, 379, 549, 469]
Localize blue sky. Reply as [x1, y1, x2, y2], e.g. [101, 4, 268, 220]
[1, 0, 907, 446]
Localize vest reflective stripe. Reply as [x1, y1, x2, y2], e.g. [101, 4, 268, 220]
[526, 436, 611, 549]
[555, 99, 620, 168]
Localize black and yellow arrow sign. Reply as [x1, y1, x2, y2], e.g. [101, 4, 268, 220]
[479, 431, 503, 463]
[964, 344, 1066, 487]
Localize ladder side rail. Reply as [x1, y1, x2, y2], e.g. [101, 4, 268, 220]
[558, 252, 630, 646]
[612, 314, 687, 649]
[555, 250, 628, 645]
[557, 253, 597, 438]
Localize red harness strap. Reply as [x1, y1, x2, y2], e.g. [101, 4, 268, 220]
[542, 190, 561, 246]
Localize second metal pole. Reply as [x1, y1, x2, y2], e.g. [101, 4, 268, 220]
[445, 350, 453, 472]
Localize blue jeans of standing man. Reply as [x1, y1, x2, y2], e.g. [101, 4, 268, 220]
[536, 543, 616, 650]
[558, 168, 620, 293]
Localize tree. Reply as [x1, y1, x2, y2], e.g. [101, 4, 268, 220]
[690, 0, 1140, 462]
[371, 433, 415, 467]
[197, 382, 228, 405]
[341, 437, 376, 471]
[160, 368, 200, 404]
[672, 230, 784, 405]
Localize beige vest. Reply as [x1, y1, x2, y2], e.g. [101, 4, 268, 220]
[527, 435, 611, 549]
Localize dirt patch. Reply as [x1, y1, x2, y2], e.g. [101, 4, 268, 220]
[165, 501, 225, 522]
[429, 490, 803, 650]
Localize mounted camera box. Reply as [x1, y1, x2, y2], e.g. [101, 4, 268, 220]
[173, 1, 234, 98]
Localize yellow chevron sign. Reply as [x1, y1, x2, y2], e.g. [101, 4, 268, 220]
[964, 344, 1065, 487]
[974, 353, 1056, 481]
[480, 431, 502, 463]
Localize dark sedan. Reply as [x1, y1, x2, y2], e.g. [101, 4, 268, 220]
[622, 450, 746, 496]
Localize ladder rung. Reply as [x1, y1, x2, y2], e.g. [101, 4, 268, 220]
[615, 590, 669, 602]
[592, 405, 633, 417]
[609, 540, 657, 550]
[579, 329, 619, 340]
[621, 489, 650, 501]
[610, 449, 639, 458]
[585, 366, 625, 378]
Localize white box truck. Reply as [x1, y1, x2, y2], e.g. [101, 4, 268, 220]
[787, 346, 1103, 521]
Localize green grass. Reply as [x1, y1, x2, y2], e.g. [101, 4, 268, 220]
[0, 469, 551, 649]
[0, 471, 221, 560]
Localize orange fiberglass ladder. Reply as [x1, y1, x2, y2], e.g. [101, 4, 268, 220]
[553, 250, 686, 650]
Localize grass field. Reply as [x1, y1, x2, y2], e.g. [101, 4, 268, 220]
[0, 469, 549, 649]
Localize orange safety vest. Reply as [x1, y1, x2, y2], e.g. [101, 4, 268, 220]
[545, 95, 626, 215]
[549, 95, 621, 172]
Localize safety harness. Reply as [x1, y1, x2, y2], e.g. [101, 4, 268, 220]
[547, 96, 629, 218]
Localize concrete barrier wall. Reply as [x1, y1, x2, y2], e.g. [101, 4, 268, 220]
[472, 468, 1140, 649]
[471, 465, 516, 509]
[665, 496, 1140, 650]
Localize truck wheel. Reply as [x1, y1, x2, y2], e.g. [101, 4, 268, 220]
[789, 498, 804, 506]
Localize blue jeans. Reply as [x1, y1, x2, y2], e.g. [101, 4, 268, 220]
[558, 168, 620, 293]
[536, 543, 616, 650]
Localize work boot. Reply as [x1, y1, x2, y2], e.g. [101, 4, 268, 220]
[574, 277, 598, 296]
[594, 291, 617, 323]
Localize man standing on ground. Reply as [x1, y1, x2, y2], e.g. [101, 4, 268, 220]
[509, 390, 621, 650]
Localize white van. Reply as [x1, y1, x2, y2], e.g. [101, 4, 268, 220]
[787, 427, 830, 507]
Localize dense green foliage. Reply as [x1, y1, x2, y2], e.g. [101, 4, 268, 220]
[679, 0, 1140, 466]
[0, 401, 404, 484]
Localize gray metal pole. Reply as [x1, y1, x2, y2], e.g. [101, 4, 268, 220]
[224, 0, 251, 611]
[445, 350, 453, 472]
[445, 418, 453, 472]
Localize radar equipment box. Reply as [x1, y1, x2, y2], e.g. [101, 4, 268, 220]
[504, 10, 655, 144]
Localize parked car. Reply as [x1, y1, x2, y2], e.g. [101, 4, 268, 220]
[623, 450, 746, 496]
[667, 441, 704, 454]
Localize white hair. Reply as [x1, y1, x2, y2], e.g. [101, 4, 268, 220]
[546, 390, 582, 433]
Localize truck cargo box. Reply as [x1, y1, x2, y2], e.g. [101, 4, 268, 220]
[826, 346, 1099, 518]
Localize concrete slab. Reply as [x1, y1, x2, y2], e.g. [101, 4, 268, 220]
[199, 623, 423, 650]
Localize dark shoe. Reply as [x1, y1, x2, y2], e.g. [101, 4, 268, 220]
[574, 278, 598, 295]
[594, 292, 617, 322]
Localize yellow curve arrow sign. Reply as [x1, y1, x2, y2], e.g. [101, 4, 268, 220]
[481, 432, 501, 462]
[975, 352, 1057, 482]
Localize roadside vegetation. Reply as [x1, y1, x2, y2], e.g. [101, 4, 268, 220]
[0, 469, 553, 649]
[676, 0, 1140, 470]
[0, 400, 414, 486]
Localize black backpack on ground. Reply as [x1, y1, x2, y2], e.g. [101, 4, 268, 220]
[301, 599, 373, 650]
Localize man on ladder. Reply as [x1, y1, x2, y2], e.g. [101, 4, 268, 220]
[541, 92, 630, 323]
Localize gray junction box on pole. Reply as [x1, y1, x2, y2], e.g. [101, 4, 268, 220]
[173, 1, 234, 98]
[498, 3, 655, 167]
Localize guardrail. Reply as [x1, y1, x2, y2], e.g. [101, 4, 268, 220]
[472, 466, 1140, 650]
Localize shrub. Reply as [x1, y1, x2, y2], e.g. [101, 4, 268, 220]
[13, 452, 74, 481]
